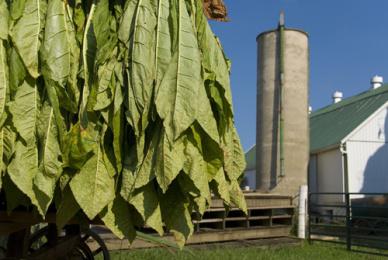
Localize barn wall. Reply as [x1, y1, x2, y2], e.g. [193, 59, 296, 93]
[346, 105, 388, 194]
[316, 149, 344, 204]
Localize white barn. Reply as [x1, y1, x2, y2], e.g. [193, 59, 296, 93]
[309, 84, 388, 207]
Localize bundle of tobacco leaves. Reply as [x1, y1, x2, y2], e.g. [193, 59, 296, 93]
[0, 0, 245, 246]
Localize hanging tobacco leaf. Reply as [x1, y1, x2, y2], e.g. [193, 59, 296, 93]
[1, 0, 245, 247]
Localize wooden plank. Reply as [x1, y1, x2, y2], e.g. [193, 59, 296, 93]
[6, 228, 29, 258]
[98, 226, 292, 250]
[193, 218, 224, 224]
[211, 193, 293, 208]
[272, 215, 292, 219]
[28, 235, 81, 260]
[0, 211, 104, 225]
[211, 199, 292, 208]
[0, 223, 30, 236]
[225, 217, 248, 221]
[206, 205, 293, 213]
[248, 216, 270, 221]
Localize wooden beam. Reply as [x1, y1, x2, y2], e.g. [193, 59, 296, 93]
[96, 226, 292, 250]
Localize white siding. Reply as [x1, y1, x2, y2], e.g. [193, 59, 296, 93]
[316, 149, 344, 204]
[346, 105, 388, 194]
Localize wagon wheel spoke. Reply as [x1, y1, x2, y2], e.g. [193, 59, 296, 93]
[82, 228, 110, 260]
[93, 247, 103, 256]
[76, 240, 94, 260]
[82, 234, 90, 242]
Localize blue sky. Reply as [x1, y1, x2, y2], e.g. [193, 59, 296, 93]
[210, 0, 388, 150]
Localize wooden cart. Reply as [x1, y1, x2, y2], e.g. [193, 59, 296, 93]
[0, 211, 109, 260]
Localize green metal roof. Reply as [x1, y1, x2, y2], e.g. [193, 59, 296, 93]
[244, 84, 388, 169]
[310, 84, 388, 153]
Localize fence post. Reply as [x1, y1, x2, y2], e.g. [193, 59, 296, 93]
[345, 192, 351, 251]
[308, 193, 312, 244]
[298, 185, 308, 239]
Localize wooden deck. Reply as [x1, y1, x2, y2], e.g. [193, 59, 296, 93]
[91, 193, 295, 250]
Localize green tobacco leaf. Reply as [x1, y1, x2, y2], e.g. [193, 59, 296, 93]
[117, 0, 138, 45]
[100, 195, 136, 242]
[210, 168, 230, 205]
[0, 130, 3, 189]
[0, 1, 9, 40]
[129, 0, 157, 113]
[229, 179, 247, 214]
[128, 182, 164, 236]
[41, 0, 71, 84]
[2, 125, 16, 166]
[0, 41, 8, 120]
[64, 2, 81, 112]
[63, 123, 96, 169]
[93, 58, 116, 111]
[8, 48, 27, 95]
[7, 139, 39, 212]
[195, 82, 220, 143]
[154, 0, 172, 87]
[120, 124, 160, 198]
[34, 101, 63, 214]
[70, 144, 115, 219]
[222, 123, 246, 182]
[93, 0, 118, 66]
[10, 0, 25, 20]
[10, 0, 47, 78]
[41, 0, 78, 114]
[86, 0, 118, 111]
[189, 124, 223, 180]
[155, 0, 202, 142]
[182, 140, 211, 204]
[136, 231, 182, 250]
[193, 0, 233, 111]
[154, 129, 185, 192]
[111, 79, 124, 173]
[72, 0, 85, 45]
[8, 79, 41, 213]
[40, 0, 73, 144]
[3, 174, 31, 213]
[125, 0, 157, 163]
[9, 79, 40, 144]
[160, 181, 193, 248]
[79, 1, 97, 127]
[56, 185, 80, 230]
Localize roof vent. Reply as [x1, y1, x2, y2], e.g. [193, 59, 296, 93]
[371, 75, 383, 89]
[332, 91, 343, 104]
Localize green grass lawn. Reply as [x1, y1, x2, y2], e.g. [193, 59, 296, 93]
[104, 242, 386, 260]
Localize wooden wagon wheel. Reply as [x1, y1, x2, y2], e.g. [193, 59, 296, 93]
[28, 224, 110, 260]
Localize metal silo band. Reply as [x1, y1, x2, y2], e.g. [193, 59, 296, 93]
[279, 12, 285, 177]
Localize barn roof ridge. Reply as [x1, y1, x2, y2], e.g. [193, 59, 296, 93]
[310, 84, 388, 153]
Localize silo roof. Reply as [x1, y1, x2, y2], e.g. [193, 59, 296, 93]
[310, 84, 388, 153]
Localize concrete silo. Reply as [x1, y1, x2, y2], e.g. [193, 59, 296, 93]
[256, 16, 309, 197]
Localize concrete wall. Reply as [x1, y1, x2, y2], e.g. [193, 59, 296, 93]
[256, 29, 309, 197]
